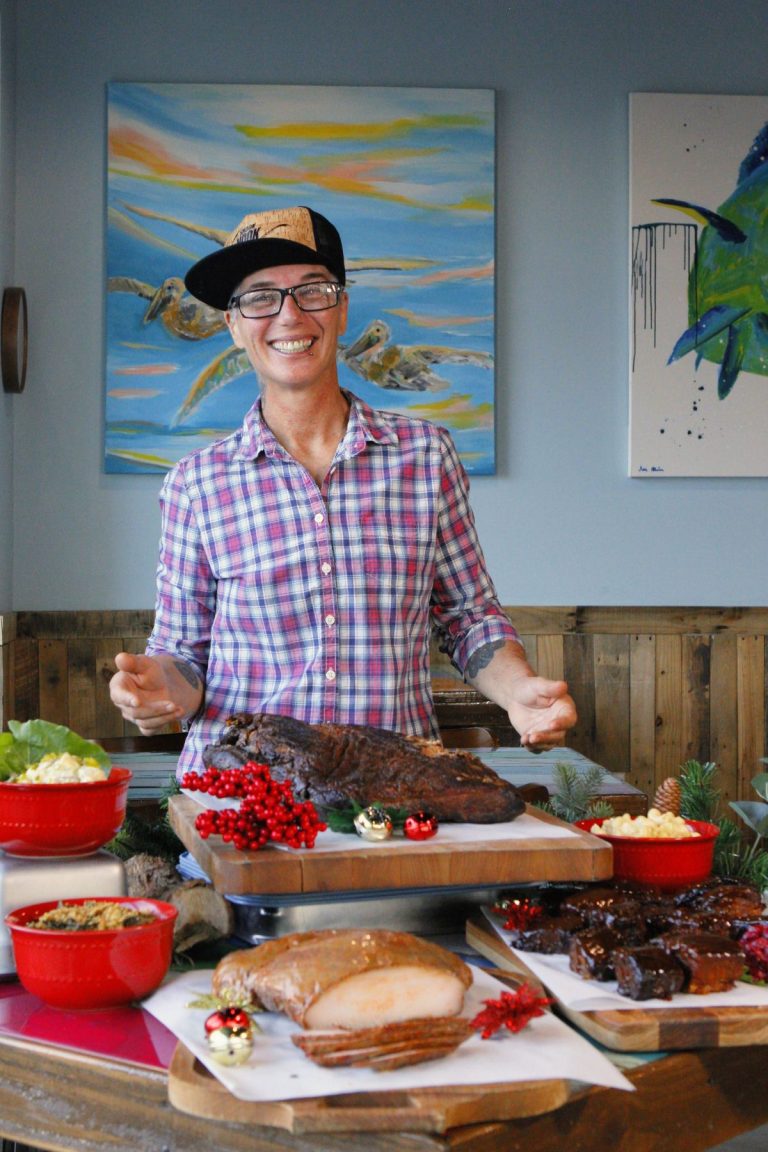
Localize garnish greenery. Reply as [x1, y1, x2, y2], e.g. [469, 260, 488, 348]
[533, 761, 614, 824]
[0, 719, 111, 781]
[678, 758, 768, 891]
[106, 774, 183, 862]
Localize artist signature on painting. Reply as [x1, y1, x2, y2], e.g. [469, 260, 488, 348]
[637, 465, 665, 473]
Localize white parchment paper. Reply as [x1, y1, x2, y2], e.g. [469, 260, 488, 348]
[181, 791, 579, 850]
[143, 964, 632, 1102]
[484, 907, 768, 1011]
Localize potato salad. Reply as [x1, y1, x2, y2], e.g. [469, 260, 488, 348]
[15, 752, 109, 783]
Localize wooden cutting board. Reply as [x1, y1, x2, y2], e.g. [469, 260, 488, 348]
[168, 796, 612, 896]
[467, 912, 768, 1052]
[167, 1041, 573, 1133]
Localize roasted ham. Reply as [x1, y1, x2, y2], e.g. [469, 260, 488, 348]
[203, 712, 525, 823]
[212, 928, 473, 1030]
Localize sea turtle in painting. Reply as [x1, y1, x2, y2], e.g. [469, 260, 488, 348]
[654, 121, 768, 398]
[170, 318, 494, 425]
[338, 319, 493, 392]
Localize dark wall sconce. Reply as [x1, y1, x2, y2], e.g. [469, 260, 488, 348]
[1, 287, 28, 393]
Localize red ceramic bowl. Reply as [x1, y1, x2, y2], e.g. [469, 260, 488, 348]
[574, 817, 720, 891]
[0, 767, 131, 857]
[5, 897, 177, 1009]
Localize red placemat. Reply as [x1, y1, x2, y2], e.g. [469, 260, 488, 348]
[0, 981, 176, 1070]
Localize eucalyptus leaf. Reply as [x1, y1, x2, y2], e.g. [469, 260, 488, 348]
[751, 772, 768, 802]
[729, 799, 768, 838]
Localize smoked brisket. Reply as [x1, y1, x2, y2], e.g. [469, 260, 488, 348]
[202, 712, 525, 824]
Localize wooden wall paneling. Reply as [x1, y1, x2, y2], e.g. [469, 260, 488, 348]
[95, 640, 125, 740]
[7, 636, 37, 723]
[5, 607, 768, 808]
[38, 639, 69, 727]
[681, 634, 711, 766]
[579, 606, 768, 635]
[16, 609, 153, 641]
[654, 634, 683, 793]
[592, 634, 630, 778]
[68, 637, 99, 738]
[629, 634, 656, 800]
[506, 607, 577, 634]
[709, 632, 739, 807]
[563, 632, 596, 761]
[0, 615, 12, 732]
[736, 635, 766, 802]
[534, 633, 565, 684]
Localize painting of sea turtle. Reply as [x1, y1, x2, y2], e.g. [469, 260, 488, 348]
[654, 120, 768, 400]
[105, 83, 496, 475]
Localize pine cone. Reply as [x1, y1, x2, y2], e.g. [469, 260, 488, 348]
[653, 776, 682, 815]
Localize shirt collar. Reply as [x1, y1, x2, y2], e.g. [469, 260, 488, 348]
[233, 390, 399, 462]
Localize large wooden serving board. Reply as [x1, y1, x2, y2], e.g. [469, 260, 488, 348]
[467, 912, 768, 1052]
[168, 797, 612, 896]
[167, 1041, 573, 1133]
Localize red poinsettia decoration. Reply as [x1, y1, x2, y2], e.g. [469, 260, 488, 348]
[492, 897, 543, 933]
[740, 922, 768, 983]
[470, 983, 552, 1039]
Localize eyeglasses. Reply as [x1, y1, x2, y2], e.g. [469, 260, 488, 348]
[228, 280, 343, 319]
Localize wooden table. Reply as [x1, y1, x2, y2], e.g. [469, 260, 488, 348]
[0, 1028, 767, 1152]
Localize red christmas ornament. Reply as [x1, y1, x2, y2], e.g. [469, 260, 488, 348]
[470, 983, 552, 1039]
[404, 810, 439, 840]
[204, 1005, 253, 1034]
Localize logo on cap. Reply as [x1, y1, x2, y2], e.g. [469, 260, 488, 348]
[227, 208, 319, 254]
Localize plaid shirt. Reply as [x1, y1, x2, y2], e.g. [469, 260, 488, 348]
[147, 392, 518, 774]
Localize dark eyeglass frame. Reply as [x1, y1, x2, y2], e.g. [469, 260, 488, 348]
[228, 280, 343, 318]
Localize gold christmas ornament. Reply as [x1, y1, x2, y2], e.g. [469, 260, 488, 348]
[653, 776, 682, 816]
[207, 1021, 254, 1065]
[353, 805, 393, 841]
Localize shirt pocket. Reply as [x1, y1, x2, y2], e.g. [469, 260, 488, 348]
[356, 525, 433, 602]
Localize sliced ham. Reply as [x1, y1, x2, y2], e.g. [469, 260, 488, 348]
[212, 928, 473, 1030]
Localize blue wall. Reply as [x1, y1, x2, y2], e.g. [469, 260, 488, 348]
[7, 0, 768, 609]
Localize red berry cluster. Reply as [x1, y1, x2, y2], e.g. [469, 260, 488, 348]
[180, 762, 327, 852]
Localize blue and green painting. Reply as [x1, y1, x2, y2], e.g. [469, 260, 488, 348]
[105, 83, 496, 475]
[654, 119, 768, 399]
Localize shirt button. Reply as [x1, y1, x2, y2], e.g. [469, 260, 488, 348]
[314, 512, 324, 525]
[325, 668, 336, 681]
[321, 562, 332, 575]
[325, 614, 336, 627]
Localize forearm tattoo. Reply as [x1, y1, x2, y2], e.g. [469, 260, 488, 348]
[465, 639, 505, 680]
[173, 659, 202, 690]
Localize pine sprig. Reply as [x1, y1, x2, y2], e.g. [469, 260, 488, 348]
[535, 761, 613, 823]
[675, 759, 768, 890]
[678, 759, 721, 822]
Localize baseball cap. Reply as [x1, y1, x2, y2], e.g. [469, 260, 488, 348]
[184, 205, 346, 310]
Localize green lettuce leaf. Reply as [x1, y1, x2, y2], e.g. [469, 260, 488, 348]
[0, 720, 111, 781]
